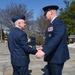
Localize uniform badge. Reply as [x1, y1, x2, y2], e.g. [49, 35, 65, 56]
[48, 27, 53, 32]
[49, 34, 51, 37]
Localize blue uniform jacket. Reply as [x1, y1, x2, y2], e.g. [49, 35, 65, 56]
[43, 17, 70, 63]
[8, 28, 37, 66]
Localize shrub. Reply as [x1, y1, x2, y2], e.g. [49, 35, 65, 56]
[36, 37, 45, 45]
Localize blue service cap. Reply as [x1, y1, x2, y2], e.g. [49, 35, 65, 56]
[42, 5, 59, 16]
[11, 14, 25, 22]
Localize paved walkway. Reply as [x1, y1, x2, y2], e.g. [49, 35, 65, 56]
[0, 42, 75, 75]
[68, 42, 75, 48]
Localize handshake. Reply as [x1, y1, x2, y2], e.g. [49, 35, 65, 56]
[35, 47, 45, 59]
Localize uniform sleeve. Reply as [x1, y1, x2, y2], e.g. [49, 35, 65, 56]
[43, 23, 66, 55]
[20, 33, 37, 54]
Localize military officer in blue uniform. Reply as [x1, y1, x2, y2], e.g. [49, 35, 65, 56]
[7, 14, 40, 75]
[36, 5, 70, 75]
[42, 5, 70, 75]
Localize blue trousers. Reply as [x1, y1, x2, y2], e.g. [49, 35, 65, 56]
[47, 63, 64, 75]
[12, 65, 29, 75]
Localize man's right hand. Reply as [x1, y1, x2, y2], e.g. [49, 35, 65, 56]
[35, 50, 45, 59]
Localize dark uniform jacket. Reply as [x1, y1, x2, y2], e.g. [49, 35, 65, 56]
[43, 17, 70, 63]
[8, 27, 37, 66]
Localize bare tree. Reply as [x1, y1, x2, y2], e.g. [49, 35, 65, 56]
[36, 11, 50, 36]
[0, 2, 33, 30]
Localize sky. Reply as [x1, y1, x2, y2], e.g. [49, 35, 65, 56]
[0, 0, 72, 20]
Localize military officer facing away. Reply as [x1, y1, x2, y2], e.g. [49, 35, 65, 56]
[36, 5, 70, 75]
[7, 14, 44, 75]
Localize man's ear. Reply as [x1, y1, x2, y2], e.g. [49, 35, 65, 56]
[50, 10, 53, 15]
[18, 22, 20, 27]
[18, 22, 20, 24]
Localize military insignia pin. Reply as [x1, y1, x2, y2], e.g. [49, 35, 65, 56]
[48, 27, 53, 31]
